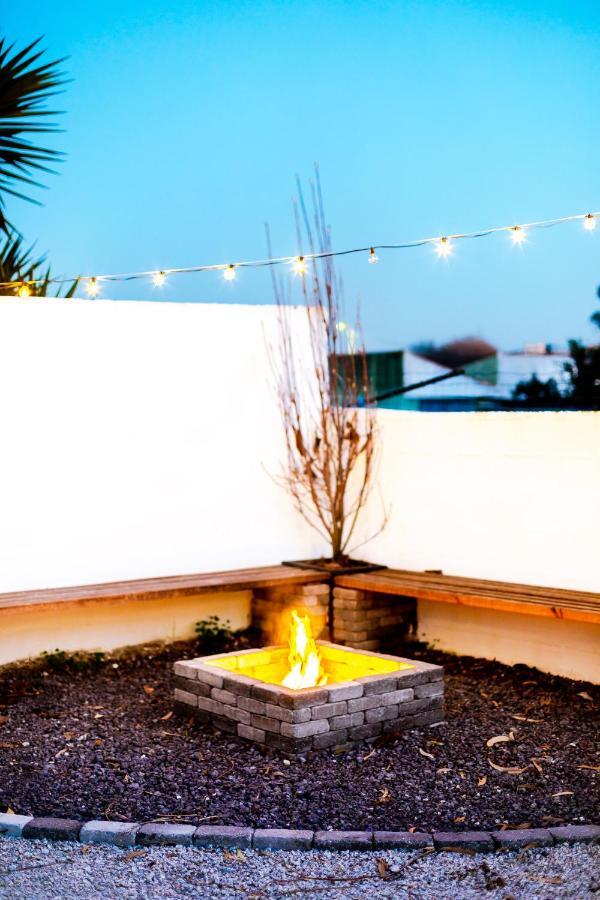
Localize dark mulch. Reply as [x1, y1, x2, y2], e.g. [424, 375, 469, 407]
[0, 640, 598, 831]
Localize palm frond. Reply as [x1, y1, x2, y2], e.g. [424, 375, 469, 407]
[0, 36, 68, 232]
[0, 228, 78, 297]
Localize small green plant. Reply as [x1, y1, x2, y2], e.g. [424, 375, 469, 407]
[40, 648, 106, 673]
[194, 616, 234, 654]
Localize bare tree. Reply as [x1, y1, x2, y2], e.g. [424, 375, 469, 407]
[268, 173, 386, 563]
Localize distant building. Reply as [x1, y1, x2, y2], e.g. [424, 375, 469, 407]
[359, 347, 571, 412]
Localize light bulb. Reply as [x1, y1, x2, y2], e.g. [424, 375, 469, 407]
[85, 277, 100, 298]
[292, 256, 307, 275]
[435, 237, 452, 258]
[223, 265, 236, 281]
[368, 247, 379, 264]
[583, 214, 597, 232]
[511, 225, 526, 245]
[17, 283, 31, 298]
[152, 270, 166, 286]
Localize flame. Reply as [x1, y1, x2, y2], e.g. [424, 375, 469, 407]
[281, 609, 328, 690]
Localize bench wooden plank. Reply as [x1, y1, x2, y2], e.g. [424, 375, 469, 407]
[335, 569, 600, 625]
[0, 565, 328, 611]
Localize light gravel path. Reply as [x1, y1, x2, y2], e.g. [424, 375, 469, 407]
[0, 837, 598, 899]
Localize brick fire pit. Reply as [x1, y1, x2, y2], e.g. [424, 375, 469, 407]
[174, 642, 443, 753]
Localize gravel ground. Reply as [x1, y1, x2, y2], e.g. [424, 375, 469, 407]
[0, 836, 598, 899]
[0, 640, 598, 831]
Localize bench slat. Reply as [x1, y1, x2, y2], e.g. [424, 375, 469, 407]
[0, 566, 328, 611]
[335, 569, 600, 625]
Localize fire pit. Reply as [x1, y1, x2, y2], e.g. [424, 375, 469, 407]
[174, 611, 443, 752]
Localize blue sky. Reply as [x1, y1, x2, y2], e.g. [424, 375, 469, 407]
[5, 0, 600, 349]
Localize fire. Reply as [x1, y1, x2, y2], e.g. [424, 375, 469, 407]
[281, 609, 328, 690]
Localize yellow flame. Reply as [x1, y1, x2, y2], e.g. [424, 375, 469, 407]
[281, 610, 328, 690]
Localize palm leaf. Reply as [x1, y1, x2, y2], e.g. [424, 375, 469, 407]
[0, 228, 78, 297]
[0, 37, 68, 232]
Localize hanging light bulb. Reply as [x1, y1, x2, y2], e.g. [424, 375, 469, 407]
[368, 247, 379, 264]
[85, 277, 100, 298]
[17, 282, 31, 298]
[152, 270, 167, 286]
[583, 214, 597, 232]
[292, 255, 307, 275]
[223, 264, 236, 281]
[435, 237, 452, 258]
[510, 225, 526, 245]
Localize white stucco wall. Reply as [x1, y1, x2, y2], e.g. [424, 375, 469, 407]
[0, 297, 326, 593]
[358, 409, 600, 593]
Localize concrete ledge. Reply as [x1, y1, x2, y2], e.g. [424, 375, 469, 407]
[253, 829, 313, 850]
[193, 826, 254, 849]
[491, 828, 554, 849]
[80, 820, 139, 847]
[0, 813, 32, 837]
[22, 817, 81, 842]
[3, 815, 599, 852]
[136, 823, 195, 846]
[549, 825, 600, 844]
[374, 831, 434, 849]
[313, 830, 374, 850]
[433, 831, 495, 852]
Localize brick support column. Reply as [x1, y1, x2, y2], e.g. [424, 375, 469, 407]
[252, 582, 330, 644]
[332, 586, 416, 652]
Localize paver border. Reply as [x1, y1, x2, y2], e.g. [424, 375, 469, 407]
[1, 814, 598, 852]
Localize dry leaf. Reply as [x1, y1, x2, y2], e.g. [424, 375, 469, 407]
[143, 685, 155, 695]
[436, 767, 451, 775]
[577, 691, 593, 702]
[530, 758, 544, 774]
[94, 739, 103, 747]
[478, 775, 487, 787]
[81, 845, 92, 854]
[378, 787, 391, 804]
[419, 748, 435, 759]
[377, 858, 390, 879]
[123, 850, 146, 861]
[6, 806, 15, 815]
[223, 848, 246, 863]
[160, 711, 173, 721]
[454, 816, 465, 824]
[408, 826, 416, 833]
[0, 716, 9, 725]
[529, 875, 562, 884]
[486, 733, 514, 748]
[511, 715, 542, 723]
[93, 713, 103, 719]
[552, 791, 574, 797]
[440, 846, 475, 856]
[63, 732, 76, 740]
[54, 747, 68, 759]
[362, 749, 375, 761]
[488, 760, 529, 775]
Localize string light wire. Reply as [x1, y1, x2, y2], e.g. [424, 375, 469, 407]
[2, 210, 598, 293]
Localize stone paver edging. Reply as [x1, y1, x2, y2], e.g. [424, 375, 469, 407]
[1, 814, 598, 852]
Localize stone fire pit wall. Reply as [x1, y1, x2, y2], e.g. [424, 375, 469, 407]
[173, 643, 443, 753]
[252, 583, 330, 644]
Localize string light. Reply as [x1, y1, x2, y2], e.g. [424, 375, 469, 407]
[292, 256, 307, 275]
[1, 209, 597, 293]
[510, 225, 526, 245]
[85, 277, 100, 298]
[435, 237, 452, 258]
[17, 283, 31, 298]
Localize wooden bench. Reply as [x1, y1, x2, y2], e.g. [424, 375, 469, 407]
[334, 568, 600, 625]
[0, 565, 328, 611]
